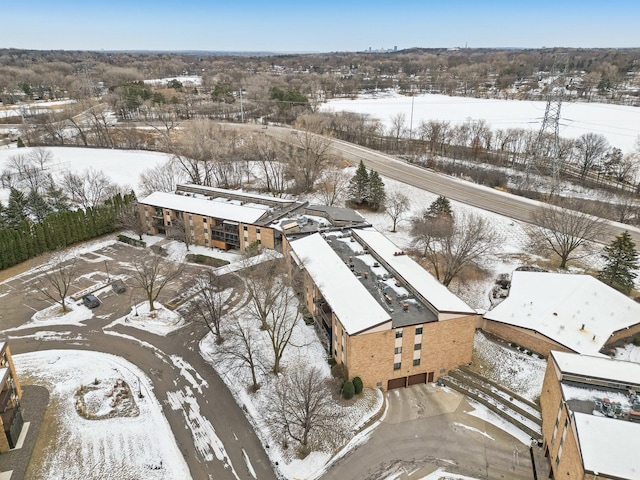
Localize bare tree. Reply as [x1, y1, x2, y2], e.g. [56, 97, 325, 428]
[37, 255, 77, 313]
[263, 279, 301, 374]
[413, 212, 497, 286]
[138, 159, 187, 197]
[316, 166, 350, 206]
[62, 168, 118, 209]
[118, 202, 146, 240]
[266, 364, 343, 453]
[167, 215, 192, 251]
[188, 270, 228, 344]
[288, 129, 333, 193]
[242, 259, 290, 330]
[130, 253, 184, 310]
[389, 113, 406, 149]
[385, 190, 410, 232]
[220, 316, 266, 392]
[574, 133, 609, 181]
[529, 199, 607, 269]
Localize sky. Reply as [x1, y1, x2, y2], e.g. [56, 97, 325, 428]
[1, 1, 639, 52]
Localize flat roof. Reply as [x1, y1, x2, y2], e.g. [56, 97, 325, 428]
[178, 184, 295, 205]
[574, 412, 640, 479]
[289, 233, 391, 335]
[305, 205, 366, 224]
[352, 229, 475, 314]
[484, 271, 640, 355]
[552, 351, 640, 388]
[140, 191, 268, 224]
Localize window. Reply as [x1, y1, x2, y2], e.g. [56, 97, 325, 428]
[257, 239, 261, 245]
[203, 218, 207, 223]
[204, 228, 208, 234]
[256, 227, 261, 233]
[189, 214, 193, 220]
[415, 327, 423, 335]
[243, 225, 248, 231]
[414, 343, 422, 351]
[395, 330, 403, 338]
[394, 347, 402, 354]
[413, 359, 420, 366]
[393, 362, 401, 370]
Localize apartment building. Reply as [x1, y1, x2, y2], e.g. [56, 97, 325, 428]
[0, 342, 23, 453]
[540, 351, 640, 479]
[286, 227, 478, 390]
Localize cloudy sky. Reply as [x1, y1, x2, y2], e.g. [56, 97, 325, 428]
[3, 0, 638, 52]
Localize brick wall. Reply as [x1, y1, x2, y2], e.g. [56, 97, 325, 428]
[345, 315, 476, 390]
[482, 319, 573, 357]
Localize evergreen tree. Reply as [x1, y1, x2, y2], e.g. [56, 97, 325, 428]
[368, 170, 386, 211]
[347, 160, 370, 205]
[27, 189, 52, 223]
[5, 188, 28, 228]
[45, 178, 70, 211]
[598, 231, 639, 294]
[427, 196, 453, 219]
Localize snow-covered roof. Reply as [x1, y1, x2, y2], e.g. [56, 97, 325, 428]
[178, 184, 294, 205]
[352, 229, 475, 314]
[484, 271, 640, 355]
[552, 351, 640, 388]
[289, 233, 390, 335]
[573, 412, 640, 479]
[140, 192, 268, 224]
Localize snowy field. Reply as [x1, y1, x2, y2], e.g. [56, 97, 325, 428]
[320, 91, 640, 154]
[143, 76, 203, 87]
[0, 146, 172, 204]
[14, 350, 191, 480]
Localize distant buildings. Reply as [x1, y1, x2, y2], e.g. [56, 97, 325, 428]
[0, 342, 24, 452]
[541, 351, 640, 479]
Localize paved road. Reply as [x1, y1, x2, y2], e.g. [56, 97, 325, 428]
[0, 239, 277, 480]
[229, 123, 640, 246]
[322, 384, 534, 480]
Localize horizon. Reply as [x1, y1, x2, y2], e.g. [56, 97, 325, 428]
[1, 0, 639, 52]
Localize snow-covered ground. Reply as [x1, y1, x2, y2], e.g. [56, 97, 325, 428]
[14, 350, 191, 480]
[320, 91, 640, 154]
[0, 146, 172, 204]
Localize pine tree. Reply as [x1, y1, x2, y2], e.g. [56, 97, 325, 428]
[368, 170, 386, 211]
[598, 231, 639, 294]
[347, 160, 370, 205]
[427, 196, 453, 219]
[45, 179, 70, 211]
[27, 189, 52, 223]
[5, 188, 28, 229]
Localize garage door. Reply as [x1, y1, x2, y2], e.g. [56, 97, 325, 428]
[387, 377, 407, 390]
[407, 373, 427, 386]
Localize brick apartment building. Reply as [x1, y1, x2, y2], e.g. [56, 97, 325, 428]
[540, 351, 640, 479]
[286, 227, 478, 390]
[0, 342, 24, 453]
[138, 185, 367, 252]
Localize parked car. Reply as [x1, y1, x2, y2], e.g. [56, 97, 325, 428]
[82, 294, 100, 309]
[111, 280, 126, 294]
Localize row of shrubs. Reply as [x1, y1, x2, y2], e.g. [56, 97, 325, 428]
[117, 234, 146, 248]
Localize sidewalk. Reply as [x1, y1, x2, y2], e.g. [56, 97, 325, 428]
[0, 386, 49, 480]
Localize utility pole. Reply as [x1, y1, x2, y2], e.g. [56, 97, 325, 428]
[239, 86, 245, 123]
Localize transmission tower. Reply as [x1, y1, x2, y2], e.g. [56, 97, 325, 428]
[522, 61, 567, 192]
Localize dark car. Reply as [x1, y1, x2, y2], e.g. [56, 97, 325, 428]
[111, 280, 127, 294]
[82, 294, 100, 309]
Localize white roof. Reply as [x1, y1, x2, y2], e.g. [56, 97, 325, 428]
[484, 271, 640, 355]
[552, 351, 640, 387]
[179, 184, 294, 205]
[140, 192, 267, 224]
[573, 412, 640, 479]
[352, 229, 475, 314]
[289, 233, 390, 335]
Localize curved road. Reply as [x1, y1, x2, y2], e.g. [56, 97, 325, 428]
[1, 242, 277, 480]
[230, 123, 640, 246]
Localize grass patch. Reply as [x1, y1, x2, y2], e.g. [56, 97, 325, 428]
[186, 253, 230, 268]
